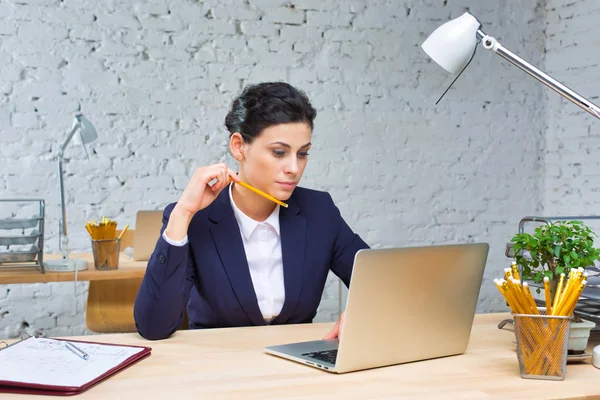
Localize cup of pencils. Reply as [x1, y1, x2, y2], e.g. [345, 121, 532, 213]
[86, 217, 129, 271]
[494, 263, 588, 380]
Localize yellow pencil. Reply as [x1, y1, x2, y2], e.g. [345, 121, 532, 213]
[499, 280, 522, 313]
[558, 269, 576, 308]
[494, 279, 517, 313]
[543, 277, 552, 314]
[511, 261, 520, 281]
[552, 273, 566, 311]
[506, 279, 528, 314]
[235, 180, 288, 208]
[556, 280, 587, 316]
[118, 224, 130, 241]
[522, 282, 540, 315]
[564, 280, 587, 316]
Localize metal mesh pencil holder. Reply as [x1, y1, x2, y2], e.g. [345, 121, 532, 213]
[91, 238, 120, 270]
[513, 311, 571, 380]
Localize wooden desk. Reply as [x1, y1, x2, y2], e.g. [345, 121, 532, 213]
[2, 313, 599, 399]
[0, 253, 146, 284]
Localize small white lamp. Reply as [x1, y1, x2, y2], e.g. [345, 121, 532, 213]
[421, 12, 600, 120]
[45, 114, 98, 272]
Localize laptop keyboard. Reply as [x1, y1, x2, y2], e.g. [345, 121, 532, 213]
[302, 349, 338, 364]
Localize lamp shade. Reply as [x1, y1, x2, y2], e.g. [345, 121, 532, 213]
[74, 114, 97, 144]
[421, 12, 481, 74]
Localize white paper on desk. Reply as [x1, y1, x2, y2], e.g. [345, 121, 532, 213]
[0, 337, 144, 388]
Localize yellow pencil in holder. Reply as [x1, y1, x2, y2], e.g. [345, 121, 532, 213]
[118, 224, 130, 240]
[555, 280, 587, 317]
[553, 272, 576, 316]
[543, 277, 552, 314]
[565, 280, 587, 316]
[561, 269, 579, 300]
[493, 266, 585, 379]
[510, 261, 520, 281]
[495, 279, 517, 313]
[85, 216, 125, 270]
[498, 280, 517, 310]
[522, 282, 540, 315]
[552, 273, 566, 311]
[510, 278, 532, 314]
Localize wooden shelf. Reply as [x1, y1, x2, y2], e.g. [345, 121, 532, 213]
[0, 253, 146, 284]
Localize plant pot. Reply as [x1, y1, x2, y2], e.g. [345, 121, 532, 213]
[568, 318, 596, 353]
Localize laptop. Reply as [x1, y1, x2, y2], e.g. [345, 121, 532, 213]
[132, 210, 164, 261]
[265, 242, 489, 373]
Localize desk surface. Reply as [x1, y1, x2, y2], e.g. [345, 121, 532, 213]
[2, 313, 599, 399]
[0, 254, 146, 284]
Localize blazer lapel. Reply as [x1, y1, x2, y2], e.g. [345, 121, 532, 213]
[209, 187, 265, 326]
[272, 197, 305, 324]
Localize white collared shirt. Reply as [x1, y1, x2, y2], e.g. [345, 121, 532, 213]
[162, 184, 285, 323]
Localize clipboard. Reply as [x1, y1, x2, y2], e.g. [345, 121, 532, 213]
[0, 334, 151, 396]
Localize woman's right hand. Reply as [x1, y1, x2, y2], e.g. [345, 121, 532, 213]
[166, 163, 239, 241]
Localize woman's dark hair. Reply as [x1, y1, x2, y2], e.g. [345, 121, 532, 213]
[225, 82, 317, 142]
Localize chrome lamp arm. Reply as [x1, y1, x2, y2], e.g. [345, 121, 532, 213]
[57, 124, 80, 245]
[476, 29, 600, 120]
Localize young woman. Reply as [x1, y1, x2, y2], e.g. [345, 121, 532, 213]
[134, 82, 369, 340]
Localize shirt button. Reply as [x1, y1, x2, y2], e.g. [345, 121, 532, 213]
[159, 254, 166, 264]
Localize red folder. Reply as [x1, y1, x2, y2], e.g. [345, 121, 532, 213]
[0, 338, 151, 396]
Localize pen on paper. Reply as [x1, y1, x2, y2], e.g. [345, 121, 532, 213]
[64, 341, 90, 360]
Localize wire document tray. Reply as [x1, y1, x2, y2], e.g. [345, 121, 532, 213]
[0, 199, 45, 273]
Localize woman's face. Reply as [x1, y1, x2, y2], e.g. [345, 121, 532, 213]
[240, 122, 312, 201]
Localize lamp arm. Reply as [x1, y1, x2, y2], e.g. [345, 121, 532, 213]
[57, 155, 67, 238]
[477, 29, 600, 120]
[56, 154, 71, 261]
[56, 124, 79, 259]
[59, 124, 80, 157]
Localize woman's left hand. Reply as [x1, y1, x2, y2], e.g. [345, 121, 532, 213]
[323, 312, 345, 340]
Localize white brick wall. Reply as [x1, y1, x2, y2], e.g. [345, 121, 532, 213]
[0, 0, 550, 338]
[544, 0, 600, 215]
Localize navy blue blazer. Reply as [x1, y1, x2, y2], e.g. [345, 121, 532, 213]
[133, 185, 369, 340]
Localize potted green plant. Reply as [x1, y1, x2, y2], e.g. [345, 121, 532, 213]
[511, 220, 600, 352]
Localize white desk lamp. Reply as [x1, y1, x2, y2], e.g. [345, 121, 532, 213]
[45, 114, 98, 272]
[421, 12, 600, 120]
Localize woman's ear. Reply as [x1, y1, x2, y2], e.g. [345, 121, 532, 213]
[229, 132, 245, 161]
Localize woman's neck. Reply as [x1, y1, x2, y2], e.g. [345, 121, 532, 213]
[231, 183, 276, 222]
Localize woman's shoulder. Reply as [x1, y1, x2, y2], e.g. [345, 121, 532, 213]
[290, 186, 336, 208]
